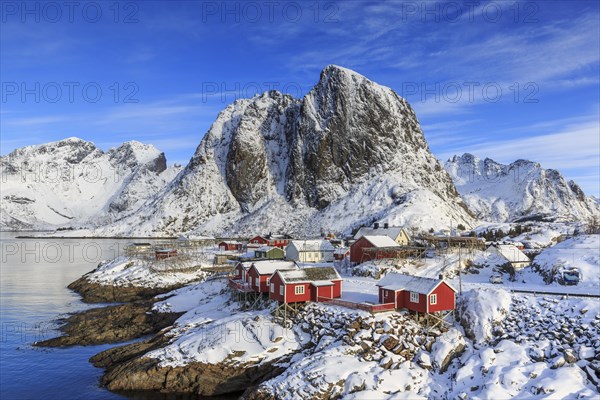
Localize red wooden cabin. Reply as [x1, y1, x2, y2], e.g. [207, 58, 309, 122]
[155, 248, 177, 260]
[218, 241, 243, 252]
[231, 261, 252, 282]
[247, 260, 297, 293]
[269, 267, 342, 304]
[350, 235, 401, 264]
[268, 237, 289, 249]
[248, 236, 269, 246]
[376, 273, 457, 313]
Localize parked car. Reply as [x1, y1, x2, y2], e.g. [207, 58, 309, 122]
[489, 274, 503, 284]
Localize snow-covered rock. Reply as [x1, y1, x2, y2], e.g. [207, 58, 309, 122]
[458, 288, 512, 343]
[445, 153, 599, 223]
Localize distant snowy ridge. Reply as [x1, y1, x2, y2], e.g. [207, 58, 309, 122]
[0, 138, 181, 230]
[445, 153, 599, 223]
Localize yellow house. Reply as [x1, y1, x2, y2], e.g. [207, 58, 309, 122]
[353, 224, 411, 246]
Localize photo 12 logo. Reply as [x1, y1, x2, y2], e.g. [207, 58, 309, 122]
[1, 1, 139, 23]
[200, 1, 340, 23]
[1, 81, 139, 104]
[201, 81, 304, 103]
[401, 81, 539, 104]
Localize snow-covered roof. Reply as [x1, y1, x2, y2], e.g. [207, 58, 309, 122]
[362, 235, 401, 248]
[220, 240, 242, 245]
[354, 226, 408, 241]
[250, 260, 297, 275]
[333, 247, 350, 255]
[376, 272, 456, 295]
[489, 244, 530, 263]
[277, 266, 341, 283]
[287, 240, 335, 252]
[257, 245, 278, 252]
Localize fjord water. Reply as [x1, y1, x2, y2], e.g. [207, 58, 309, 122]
[0, 232, 130, 400]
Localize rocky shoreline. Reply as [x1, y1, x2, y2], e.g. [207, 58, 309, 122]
[67, 275, 186, 304]
[35, 272, 285, 398]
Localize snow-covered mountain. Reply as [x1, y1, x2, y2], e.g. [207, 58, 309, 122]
[0, 138, 181, 230]
[92, 65, 474, 236]
[445, 153, 599, 223]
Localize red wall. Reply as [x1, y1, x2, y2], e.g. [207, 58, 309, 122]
[350, 237, 397, 264]
[382, 282, 455, 313]
[249, 236, 269, 245]
[219, 242, 242, 251]
[332, 280, 342, 298]
[285, 282, 311, 303]
[428, 282, 456, 312]
[247, 267, 272, 293]
[312, 285, 333, 301]
[397, 291, 427, 313]
[269, 239, 289, 248]
[350, 237, 371, 263]
[269, 273, 285, 302]
[380, 288, 396, 305]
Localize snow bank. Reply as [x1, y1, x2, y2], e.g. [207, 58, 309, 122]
[458, 288, 511, 342]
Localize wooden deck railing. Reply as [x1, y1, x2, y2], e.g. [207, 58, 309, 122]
[317, 297, 396, 313]
[228, 278, 255, 293]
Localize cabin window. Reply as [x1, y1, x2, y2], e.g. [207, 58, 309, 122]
[266, 278, 270, 286]
[410, 292, 419, 303]
[295, 285, 305, 295]
[270, 283, 274, 293]
[279, 286, 284, 296]
[430, 294, 437, 305]
[254, 277, 258, 287]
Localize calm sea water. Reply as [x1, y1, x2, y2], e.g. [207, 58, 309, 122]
[0, 232, 138, 400]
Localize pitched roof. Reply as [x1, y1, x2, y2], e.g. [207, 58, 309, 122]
[250, 260, 297, 275]
[220, 240, 242, 245]
[287, 240, 335, 252]
[361, 235, 401, 248]
[333, 247, 350, 255]
[277, 266, 341, 283]
[353, 226, 409, 241]
[257, 245, 279, 252]
[489, 244, 530, 263]
[376, 272, 456, 294]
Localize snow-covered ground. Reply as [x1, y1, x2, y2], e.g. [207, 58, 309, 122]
[85, 256, 207, 288]
[531, 235, 600, 290]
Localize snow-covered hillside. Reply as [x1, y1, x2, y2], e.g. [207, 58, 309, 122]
[445, 153, 599, 223]
[0, 138, 181, 230]
[90, 65, 474, 237]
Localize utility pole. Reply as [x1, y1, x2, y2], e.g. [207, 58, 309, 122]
[458, 243, 462, 295]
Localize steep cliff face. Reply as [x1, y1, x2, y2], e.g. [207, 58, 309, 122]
[0, 138, 178, 230]
[94, 65, 473, 236]
[445, 153, 599, 223]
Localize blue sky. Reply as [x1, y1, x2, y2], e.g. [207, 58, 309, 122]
[1, 0, 599, 195]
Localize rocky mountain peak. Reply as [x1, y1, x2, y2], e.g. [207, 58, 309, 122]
[445, 154, 599, 223]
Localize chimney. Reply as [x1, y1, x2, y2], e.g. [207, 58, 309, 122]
[384, 222, 389, 229]
[374, 222, 380, 229]
[439, 274, 444, 280]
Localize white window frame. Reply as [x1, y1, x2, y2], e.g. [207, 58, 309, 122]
[295, 285, 305, 295]
[430, 294, 437, 305]
[266, 278, 270, 286]
[410, 292, 419, 303]
[279, 285, 284, 296]
[270, 283, 274, 293]
[255, 277, 259, 287]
